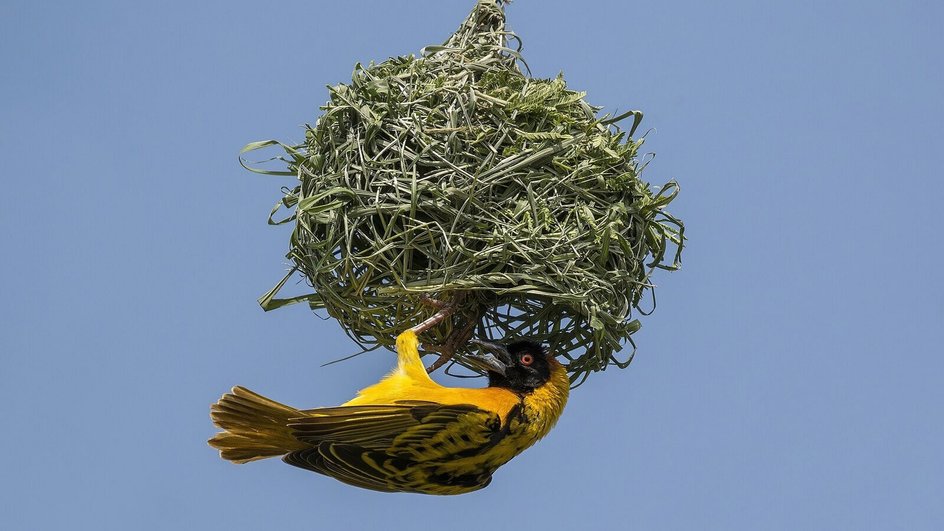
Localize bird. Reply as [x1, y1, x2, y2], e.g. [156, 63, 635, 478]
[208, 329, 570, 495]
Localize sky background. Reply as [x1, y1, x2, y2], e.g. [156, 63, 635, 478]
[1, 1, 942, 529]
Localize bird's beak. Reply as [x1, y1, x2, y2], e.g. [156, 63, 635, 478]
[464, 339, 512, 376]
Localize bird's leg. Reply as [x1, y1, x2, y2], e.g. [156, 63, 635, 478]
[409, 300, 454, 335]
[424, 350, 453, 375]
[424, 319, 477, 373]
[412, 292, 482, 373]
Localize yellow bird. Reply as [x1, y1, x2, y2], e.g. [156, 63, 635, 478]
[209, 330, 569, 495]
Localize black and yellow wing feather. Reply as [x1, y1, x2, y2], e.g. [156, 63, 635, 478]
[283, 402, 518, 494]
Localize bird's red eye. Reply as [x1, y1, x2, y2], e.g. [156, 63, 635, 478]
[520, 354, 534, 366]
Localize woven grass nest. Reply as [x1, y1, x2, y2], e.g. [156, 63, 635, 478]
[242, 0, 684, 385]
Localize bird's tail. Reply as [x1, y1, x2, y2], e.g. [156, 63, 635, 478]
[208, 386, 307, 463]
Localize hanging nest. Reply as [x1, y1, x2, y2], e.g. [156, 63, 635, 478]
[242, 0, 684, 385]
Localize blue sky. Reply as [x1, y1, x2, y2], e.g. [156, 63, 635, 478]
[1, 1, 941, 529]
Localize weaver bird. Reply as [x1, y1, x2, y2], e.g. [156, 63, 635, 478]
[209, 330, 569, 494]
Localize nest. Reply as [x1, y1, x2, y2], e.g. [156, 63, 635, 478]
[242, 0, 684, 385]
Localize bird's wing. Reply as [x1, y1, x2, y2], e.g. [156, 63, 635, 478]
[283, 442, 410, 493]
[289, 402, 505, 453]
[283, 441, 492, 494]
[284, 402, 514, 493]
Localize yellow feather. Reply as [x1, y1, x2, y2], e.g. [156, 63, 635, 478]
[343, 330, 522, 422]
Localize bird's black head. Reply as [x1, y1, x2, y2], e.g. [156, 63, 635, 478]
[466, 338, 552, 393]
